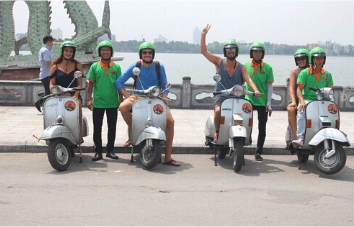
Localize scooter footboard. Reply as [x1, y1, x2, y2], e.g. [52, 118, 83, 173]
[135, 127, 166, 146]
[40, 125, 76, 145]
[308, 128, 350, 147]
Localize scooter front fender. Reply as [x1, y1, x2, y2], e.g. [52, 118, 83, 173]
[40, 125, 77, 145]
[229, 125, 247, 139]
[308, 128, 350, 147]
[135, 127, 166, 146]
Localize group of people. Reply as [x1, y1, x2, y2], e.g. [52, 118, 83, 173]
[37, 24, 333, 166]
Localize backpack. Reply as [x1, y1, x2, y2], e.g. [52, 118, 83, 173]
[134, 61, 161, 89]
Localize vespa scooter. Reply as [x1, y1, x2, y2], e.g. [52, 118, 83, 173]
[205, 75, 261, 172]
[285, 86, 350, 174]
[40, 71, 89, 171]
[126, 67, 170, 169]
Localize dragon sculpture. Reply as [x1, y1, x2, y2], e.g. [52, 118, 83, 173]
[0, 0, 111, 65]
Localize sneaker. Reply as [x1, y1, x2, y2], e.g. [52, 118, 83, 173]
[255, 153, 263, 161]
[292, 138, 303, 147]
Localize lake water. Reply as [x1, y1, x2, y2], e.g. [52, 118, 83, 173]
[14, 51, 353, 86]
[114, 52, 354, 86]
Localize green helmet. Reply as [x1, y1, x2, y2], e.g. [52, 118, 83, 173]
[294, 49, 310, 66]
[223, 40, 239, 58]
[310, 47, 326, 66]
[59, 41, 76, 58]
[139, 42, 155, 60]
[250, 42, 266, 59]
[97, 40, 114, 57]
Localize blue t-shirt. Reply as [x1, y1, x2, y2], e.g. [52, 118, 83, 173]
[38, 44, 52, 79]
[214, 59, 244, 99]
[115, 61, 169, 95]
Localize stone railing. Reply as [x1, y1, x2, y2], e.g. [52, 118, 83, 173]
[1, 76, 354, 111]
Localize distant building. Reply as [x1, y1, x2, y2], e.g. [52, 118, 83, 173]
[238, 40, 248, 49]
[154, 34, 168, 43]
[99, 34, 116, 42]
[207, 41, 220, 49]
[193, 27, 201, 45]
[15, 33, 27, 40]
[51, 27, 63, 40]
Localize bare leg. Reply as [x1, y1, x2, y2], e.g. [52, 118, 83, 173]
[214, 106, 221, 132]
[287, 105, 298, 140]
[78, 99, 83, 141]
[164, 114, 180, 165]
[119, 100, 133, 130]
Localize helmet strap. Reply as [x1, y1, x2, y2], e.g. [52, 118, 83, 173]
[143, 60, 153, 64]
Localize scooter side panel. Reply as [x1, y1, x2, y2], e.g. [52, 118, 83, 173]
[204, 116, 215, 138]
[309, 128, 350, 147]
[132, 98, 167, 145]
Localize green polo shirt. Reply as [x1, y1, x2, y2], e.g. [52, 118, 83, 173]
[297, 65, 333, 101]
[244, 60, 274, 106]
[87, 60, 122, 108]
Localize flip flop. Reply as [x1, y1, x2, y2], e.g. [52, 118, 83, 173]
[123, 139, 131, 147]
[162, 159, 181, 167]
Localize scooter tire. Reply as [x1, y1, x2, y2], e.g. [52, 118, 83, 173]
[139, 140, 161, 170]
[314, 143, 346, 175]
[48, 139, 71, 172]
[233, 139, 244, 173]
[217, 148, 228, 159]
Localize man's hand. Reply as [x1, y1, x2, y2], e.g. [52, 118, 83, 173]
[298, 101, 307, 112]
[266, 105, 272, 117]
[287, 102, 297, 109]
[202, 24, 211, 36]
[87, 99, 93, 111]
[254, 91, 262, 98]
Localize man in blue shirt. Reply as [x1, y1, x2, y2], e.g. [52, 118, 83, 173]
[35, 35, 54, 112]
[116, 42, 180, 166]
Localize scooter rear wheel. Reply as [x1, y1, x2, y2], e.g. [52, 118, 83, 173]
[48, 139, 71, 171]
[314, 143, 346, 175]
[233, 139, 244, 173]
[217, 148, 228, 159]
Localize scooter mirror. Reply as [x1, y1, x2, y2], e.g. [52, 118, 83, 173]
[213, 74, 221, 82]
[132, 67, 141, 76]
[74, 71, 82, 79]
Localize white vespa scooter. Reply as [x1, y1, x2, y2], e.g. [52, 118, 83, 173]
[286, 86, 350, 174]
[126, 67, 170, 169]
[40, 71, 89, 171]
[205, 75, 261, 172]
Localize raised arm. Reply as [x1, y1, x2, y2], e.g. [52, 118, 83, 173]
[200, 24, 222, 71]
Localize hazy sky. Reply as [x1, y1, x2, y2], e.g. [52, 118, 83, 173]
[12, 0, 354, 46]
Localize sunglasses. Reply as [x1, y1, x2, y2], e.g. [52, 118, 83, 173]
[225, 48, 236, 52]
[296, 57, 307, 61]
[142, 50, 153, 55]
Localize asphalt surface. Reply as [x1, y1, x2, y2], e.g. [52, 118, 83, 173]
[1, 153, 354, 226]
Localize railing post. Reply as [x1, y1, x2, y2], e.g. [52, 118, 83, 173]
[182, 77, 191, 109]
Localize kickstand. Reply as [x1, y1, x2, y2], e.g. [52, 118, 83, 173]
[214, 146, 217, 166]
[79, 144, 82, 163]
[297, 154, 301, 170]
[130, 146, 134, 163]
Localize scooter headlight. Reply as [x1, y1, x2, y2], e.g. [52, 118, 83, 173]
[151, 87, 160, 97]
[232, 85, 245, 97]
[51, 86, 62, 95]
[322, 87, 334, 101]
[56, 115, 63, 125]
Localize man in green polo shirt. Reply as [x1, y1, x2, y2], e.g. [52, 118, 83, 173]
[87, 41, 122, 161]
[292, 47, 333, 147]
[244, 42, 274, 161]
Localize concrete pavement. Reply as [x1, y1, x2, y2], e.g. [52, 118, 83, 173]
[0, 106, 353, 154]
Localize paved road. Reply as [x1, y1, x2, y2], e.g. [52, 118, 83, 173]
[1, 153, 354, 226]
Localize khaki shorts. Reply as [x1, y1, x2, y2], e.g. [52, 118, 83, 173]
[124, 94, 172, 115]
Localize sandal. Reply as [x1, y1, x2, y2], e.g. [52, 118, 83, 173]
[162, 159, 181, 167]
[123, 139, 131, 147]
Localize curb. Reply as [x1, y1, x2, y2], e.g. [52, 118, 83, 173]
[1, 145, 354, 155]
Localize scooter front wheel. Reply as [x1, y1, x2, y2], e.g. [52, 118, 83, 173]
[217, 148, 228, 159]
[233, 139, 244, 173]
[314, 143, 346, 175]
[48, 139, 71, 171]
[139, 140, 161, 170]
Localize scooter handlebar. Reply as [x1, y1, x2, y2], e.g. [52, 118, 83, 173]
[308, 87, 318, 92]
